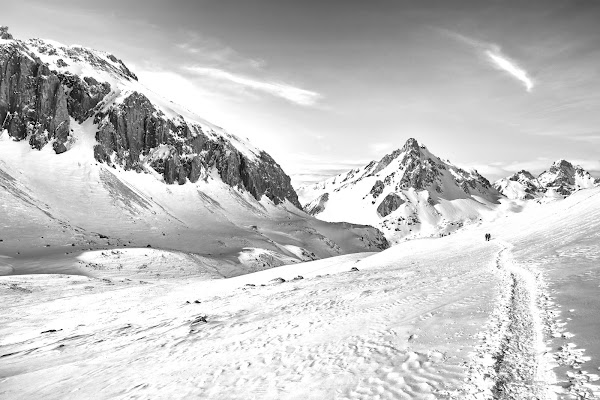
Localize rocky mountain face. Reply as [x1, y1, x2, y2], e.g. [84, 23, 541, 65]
[298, 138, 501, 242]
[494, 160, 599, 200]
[0, 27, 299, 207]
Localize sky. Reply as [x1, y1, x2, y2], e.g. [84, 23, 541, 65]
[3, 0, 600, 186]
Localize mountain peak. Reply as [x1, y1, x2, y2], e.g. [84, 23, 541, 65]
[550, 159, 574, 171]
[508, 170, 536, 181]
[402, 137, 421, 152]
[0, 26, 12, 40]
[299, 137, 500, 242]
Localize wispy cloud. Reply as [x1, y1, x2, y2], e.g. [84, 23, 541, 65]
[440, 29, 535, 92]
[485, 49, 534, 92]
[184, 66, 321, 106]
[176, 32, 266, 70]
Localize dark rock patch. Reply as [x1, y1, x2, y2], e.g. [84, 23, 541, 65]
[377, 193, 405, 217]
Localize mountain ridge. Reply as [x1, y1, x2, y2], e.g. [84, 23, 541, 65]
[494, 159, 599, 200]
[0, 27, 388, 275]
[0, 27, 300, 207]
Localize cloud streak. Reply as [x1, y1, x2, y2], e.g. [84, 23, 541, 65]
[440, 29, 535, 92]
[185, 66, 321, 106]
[485, 49, 534, 92]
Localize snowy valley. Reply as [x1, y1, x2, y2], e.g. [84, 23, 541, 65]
[1, 26, 600, 400]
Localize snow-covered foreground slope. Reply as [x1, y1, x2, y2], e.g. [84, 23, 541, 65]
[0, 122, 387, 277]
[2, 187, 599, 399]
[298, 138, 502, 243]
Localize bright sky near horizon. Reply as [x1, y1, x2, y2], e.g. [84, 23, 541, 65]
[3, 0, 600, 186]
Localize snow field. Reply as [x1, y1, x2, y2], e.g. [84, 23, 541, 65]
[1, 187, 599, 399]
[0, 231, 503, 399]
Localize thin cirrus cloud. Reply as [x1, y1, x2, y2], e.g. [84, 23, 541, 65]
[440, 29, 535, 93]
[485, 49, 534, 92]
[184, 66, 322, 106]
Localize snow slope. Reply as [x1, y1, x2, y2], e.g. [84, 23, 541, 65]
[0, 121, 387, 277]
[1, 187, 598, 399]
[299, 138, 502, 243]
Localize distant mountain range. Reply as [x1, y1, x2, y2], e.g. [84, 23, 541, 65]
[299, 138, 599, 242]
[493, 160, 599, 200]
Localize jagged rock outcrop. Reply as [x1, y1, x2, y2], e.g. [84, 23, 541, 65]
[0, 40, 71, 152]
[1, 26, 13, 40]
[370, 180, 384, 198]
[60, 74, 111, 122]
[0, 27, 300, 207]
[376, 193, 404, 217]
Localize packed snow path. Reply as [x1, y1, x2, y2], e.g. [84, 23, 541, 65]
[464, 243, 554, 399]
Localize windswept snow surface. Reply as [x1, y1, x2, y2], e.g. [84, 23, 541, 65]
[1, 187, 599, 399]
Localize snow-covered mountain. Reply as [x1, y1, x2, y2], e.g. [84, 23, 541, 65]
[494, 160, 599, 200]
[298, 138, 501, 242]
[0, 27, 387, 275]
[0, 28, 298, 206]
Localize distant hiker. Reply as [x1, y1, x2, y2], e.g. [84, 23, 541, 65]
[484, 233, 491, 241]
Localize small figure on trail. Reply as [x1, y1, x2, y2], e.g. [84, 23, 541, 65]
[488, 233, 492, 241]
[484, 233, 491, 241]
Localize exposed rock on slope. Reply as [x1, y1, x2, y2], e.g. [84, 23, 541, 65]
[298, 138, 501, 242]
[304, 192, 329, 215]
[494, 160, 599, 200]
[0, 27, 299, 207]
[377, 193, 404, 217]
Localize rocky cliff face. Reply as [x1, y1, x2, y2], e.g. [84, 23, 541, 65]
[0, 27, 300, 207]
[0, 39, 71, 153]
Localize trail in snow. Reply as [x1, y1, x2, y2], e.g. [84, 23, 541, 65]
[463, 243, 554, 400]
[490, 244, 551, 399]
